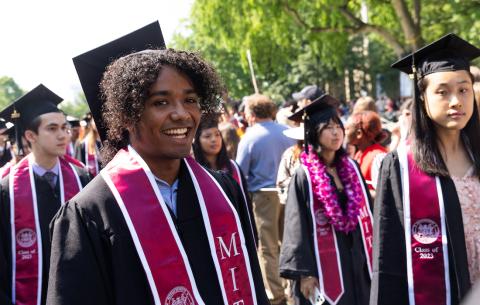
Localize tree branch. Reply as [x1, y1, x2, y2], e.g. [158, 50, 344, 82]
[391, 0, 423, 50]
[338, 3, 406, 57]
[282, 2, 406, 57]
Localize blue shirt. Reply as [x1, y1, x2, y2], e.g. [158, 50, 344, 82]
[236, 121, 295, 192]
[155, 177, 179, 217]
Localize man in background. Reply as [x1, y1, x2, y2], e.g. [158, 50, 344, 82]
[236, 94, 294, 305]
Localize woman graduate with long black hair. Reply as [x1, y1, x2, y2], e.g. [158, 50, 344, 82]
[371, 34, 480, 305]
[279, 95, 373, 305]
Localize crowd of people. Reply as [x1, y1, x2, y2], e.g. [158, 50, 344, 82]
[0, 21, 479, 305]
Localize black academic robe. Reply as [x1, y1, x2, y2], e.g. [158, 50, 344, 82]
[0, 165, 90, 305]
[226, 160, 258, 245]
[74, 140, 102, 170]
[370, 152, 471, 305]
[280, 165, 371, 305]
[46, 161, 270, 305]
[0, 146, 12, 168]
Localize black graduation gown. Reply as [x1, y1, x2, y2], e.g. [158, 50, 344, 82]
[46, 161, 270, 305]
[370, 152, 471, 305]
[0, 165, 90, 305]
[279, 165, 371, 305]
[0, 146, 12, 168]
[74, 140, 102, 170]
[227, 160, 258, 245]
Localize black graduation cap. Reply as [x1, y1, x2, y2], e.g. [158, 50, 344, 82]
[288, 94, 340, 152]
[0, 84, 63, 155]
[2, 125, 16, 143]
[66, 115, 80, 128]
[392, 33, 480, 78]
[72, 21, 166, 142]
[0, 119, 7, 130]
[288, 94, 339, 122]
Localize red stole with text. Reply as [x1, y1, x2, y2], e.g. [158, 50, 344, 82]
[303, 158, 373, 305]
[398, 145, 450, 305]
[101, 146, 257, 305]
[10, 155, 82, 305]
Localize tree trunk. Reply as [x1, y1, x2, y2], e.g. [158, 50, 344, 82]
[391, 0, 424, 51]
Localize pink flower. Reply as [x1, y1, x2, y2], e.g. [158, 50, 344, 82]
[301, 146, 364, 233]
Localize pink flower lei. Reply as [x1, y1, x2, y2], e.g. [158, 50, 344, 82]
[301, 147, 363, 233]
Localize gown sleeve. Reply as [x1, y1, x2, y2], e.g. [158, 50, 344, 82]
[279, 167, 318, 280]
[369, 152, 408, 305]
[46, 201, 112, 305]
[0, 179, 13, 305]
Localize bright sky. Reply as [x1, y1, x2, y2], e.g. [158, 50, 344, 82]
[0, 0, 193, 102]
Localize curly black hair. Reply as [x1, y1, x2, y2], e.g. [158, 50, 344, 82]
[100, 48, 224, 163]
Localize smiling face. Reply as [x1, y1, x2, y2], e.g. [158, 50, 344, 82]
[129, 66, 201, 161]
[423, 70, 474, 132]
[199, 127, 222, 157]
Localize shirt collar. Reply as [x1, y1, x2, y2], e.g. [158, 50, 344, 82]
[32, 159, 60, 177]
[154, 176, 179, 190]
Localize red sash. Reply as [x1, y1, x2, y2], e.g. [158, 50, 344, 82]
[101, 146, 257, 305]
[62, 154, 86, 169]
[10, 155, 82, 305]
[398, 146, 450, 305]
[304, 159, 373, 305]
[84, 140, 99, 177]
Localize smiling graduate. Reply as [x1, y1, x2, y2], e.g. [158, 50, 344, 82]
[46, 21, 269, 305]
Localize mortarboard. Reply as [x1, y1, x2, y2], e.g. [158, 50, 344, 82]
[2, 125, 16, 143]
[0, 119, 7, 130]
[392, 33, 480, 78]
[0, 84, 62, 155]
[288, 93, 339, 122]
[66, 115, 80, 128]
[72, 21, 166, 142]
[288, 94, 340, 152]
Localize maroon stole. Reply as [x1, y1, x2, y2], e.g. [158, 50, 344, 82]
[101, 146, 257, 305]
[303, 158, 373, 305]
[84, 140, 99, 177]
[398, 145, 450, 305]
[9, 155, 82, 305]
[63, 154, 86, 169]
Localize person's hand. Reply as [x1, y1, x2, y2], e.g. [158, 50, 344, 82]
[300, 276, 319, 300]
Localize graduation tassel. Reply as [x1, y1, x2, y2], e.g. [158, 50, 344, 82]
[11, 109, 24, 156]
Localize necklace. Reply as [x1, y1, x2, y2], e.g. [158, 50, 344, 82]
[301, 146, 363, 232]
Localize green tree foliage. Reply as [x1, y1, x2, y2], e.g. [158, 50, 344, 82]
[58, 91, 89, 119]
[0, 76, 24, 109]
[172, 0, 480, 101]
